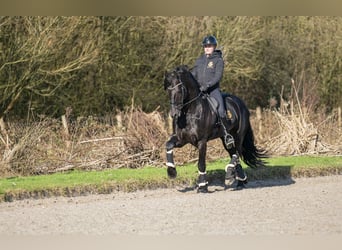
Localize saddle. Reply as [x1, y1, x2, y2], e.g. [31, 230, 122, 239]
[206, 93, 238, 124]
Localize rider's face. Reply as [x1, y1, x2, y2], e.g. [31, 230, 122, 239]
[204, 44, 215, 56]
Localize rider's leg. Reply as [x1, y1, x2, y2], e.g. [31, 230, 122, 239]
[220, 116, 234, 145]
[210, 89, 234, 147]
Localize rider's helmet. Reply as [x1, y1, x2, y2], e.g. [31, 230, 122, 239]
[202, 35, 218, 47]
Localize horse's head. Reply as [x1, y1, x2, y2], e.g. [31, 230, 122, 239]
[164, 67, 188, 118]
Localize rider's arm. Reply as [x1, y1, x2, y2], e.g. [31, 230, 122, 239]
[207, 58, 224, 88]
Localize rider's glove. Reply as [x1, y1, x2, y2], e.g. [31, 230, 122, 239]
[200, 85, 208, 92]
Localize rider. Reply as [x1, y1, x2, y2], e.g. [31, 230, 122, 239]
[191, 35, 234, 147]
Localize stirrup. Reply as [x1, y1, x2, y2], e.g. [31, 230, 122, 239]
[224, 133, 234, 148]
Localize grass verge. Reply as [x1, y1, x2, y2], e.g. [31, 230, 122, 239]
[0, 155, 341, 202]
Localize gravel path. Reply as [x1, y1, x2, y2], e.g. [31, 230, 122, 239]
[0, 175, 341, 236]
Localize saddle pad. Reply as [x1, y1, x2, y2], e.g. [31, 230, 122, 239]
[225, 96, 238, 123]
[206, 95, 237, 123]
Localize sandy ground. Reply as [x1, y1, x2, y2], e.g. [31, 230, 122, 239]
[0, 175, 341, 236]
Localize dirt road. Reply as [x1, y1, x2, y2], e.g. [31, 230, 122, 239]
[0, 175, 341, 236]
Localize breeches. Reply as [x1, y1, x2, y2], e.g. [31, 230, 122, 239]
[209, 88, 225, 118]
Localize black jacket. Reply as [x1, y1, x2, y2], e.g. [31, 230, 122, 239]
[191, 50, 224, 91]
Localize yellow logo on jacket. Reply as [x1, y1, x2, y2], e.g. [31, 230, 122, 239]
[207, 61, 214, 68]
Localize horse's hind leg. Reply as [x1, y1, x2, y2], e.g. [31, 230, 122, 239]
[224, 152, 237, 188]
[225, 155, 247, 189]
[235, 164, 248, 189]
[232, 138, 248, 188]
[220, 137, 236, 187]
[197, 140, 208, 193]
[221, 137, 247, 189]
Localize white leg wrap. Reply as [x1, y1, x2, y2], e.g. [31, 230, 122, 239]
[166, 162, 175, 168]
[225, 163, 235, 172]
[166, 149, 173, 154]
[198, 181, 208, 187]
[198, 171, 207, 175]
[236, 174, 247, 181]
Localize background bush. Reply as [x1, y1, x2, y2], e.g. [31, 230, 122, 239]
[1, 17, 341, 176]
[1, 16, 341, 119]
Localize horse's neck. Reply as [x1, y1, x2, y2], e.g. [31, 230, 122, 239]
[182, 73, 202, 109]
[184, 85, 200, 106]
[184, 87, 203, 114]
[184, 78, 200, 99]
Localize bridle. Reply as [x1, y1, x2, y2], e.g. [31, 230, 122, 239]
[168, 75, 187, 114]
[167, 72, 202, 116]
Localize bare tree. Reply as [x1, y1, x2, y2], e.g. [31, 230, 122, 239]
[0, 17, 102, 168]
[0, 16, 101, 125]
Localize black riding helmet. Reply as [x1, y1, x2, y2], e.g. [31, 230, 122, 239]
[202, 35, 217, 47]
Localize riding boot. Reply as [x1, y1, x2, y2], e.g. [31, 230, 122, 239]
[220, 116, 234, 148]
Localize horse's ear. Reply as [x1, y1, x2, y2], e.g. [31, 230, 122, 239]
[176, 65, 188, 73]
[181, 65, 190, 73]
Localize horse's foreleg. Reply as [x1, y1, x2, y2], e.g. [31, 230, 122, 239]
[166, 135, 178, 178]
[197, 140, 208, 192]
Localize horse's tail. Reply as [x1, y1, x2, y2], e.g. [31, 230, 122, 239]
[241, 124, 267, 168]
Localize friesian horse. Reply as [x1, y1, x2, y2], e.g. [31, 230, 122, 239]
[164, 65, 265, 192]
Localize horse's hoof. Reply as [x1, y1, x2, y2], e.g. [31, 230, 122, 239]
[235, 180, 246, 190]
[225, 165, 236, 189]
[225, 178, 235, 189]
[167, 167, 177, 179]
[235, 164, 247, 182]
[197, 185, 208, 193]
[197, 174, 208, 193]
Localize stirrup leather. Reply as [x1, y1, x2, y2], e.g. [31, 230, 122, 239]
[219, 116, 235, 148]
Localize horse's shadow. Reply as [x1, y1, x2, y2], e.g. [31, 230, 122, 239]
[177, 165, 295, 193]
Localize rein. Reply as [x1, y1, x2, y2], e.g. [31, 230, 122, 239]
[168, 76, 202, 111]
[182, 92, 202, 107]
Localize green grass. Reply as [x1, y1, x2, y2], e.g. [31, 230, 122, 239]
[265, 155, 342, 168]
[0, 155, 341, 202]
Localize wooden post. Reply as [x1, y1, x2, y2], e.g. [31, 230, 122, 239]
[116, 113, 122, 131]
[338, 106, 341, 130]
[61, 115, 69, 137]
[61, 115, 71, 148]
[256, 106, 262, 139]
[0, 117, 9, 149]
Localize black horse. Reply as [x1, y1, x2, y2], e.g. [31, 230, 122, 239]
[164, 65, 265, 192]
